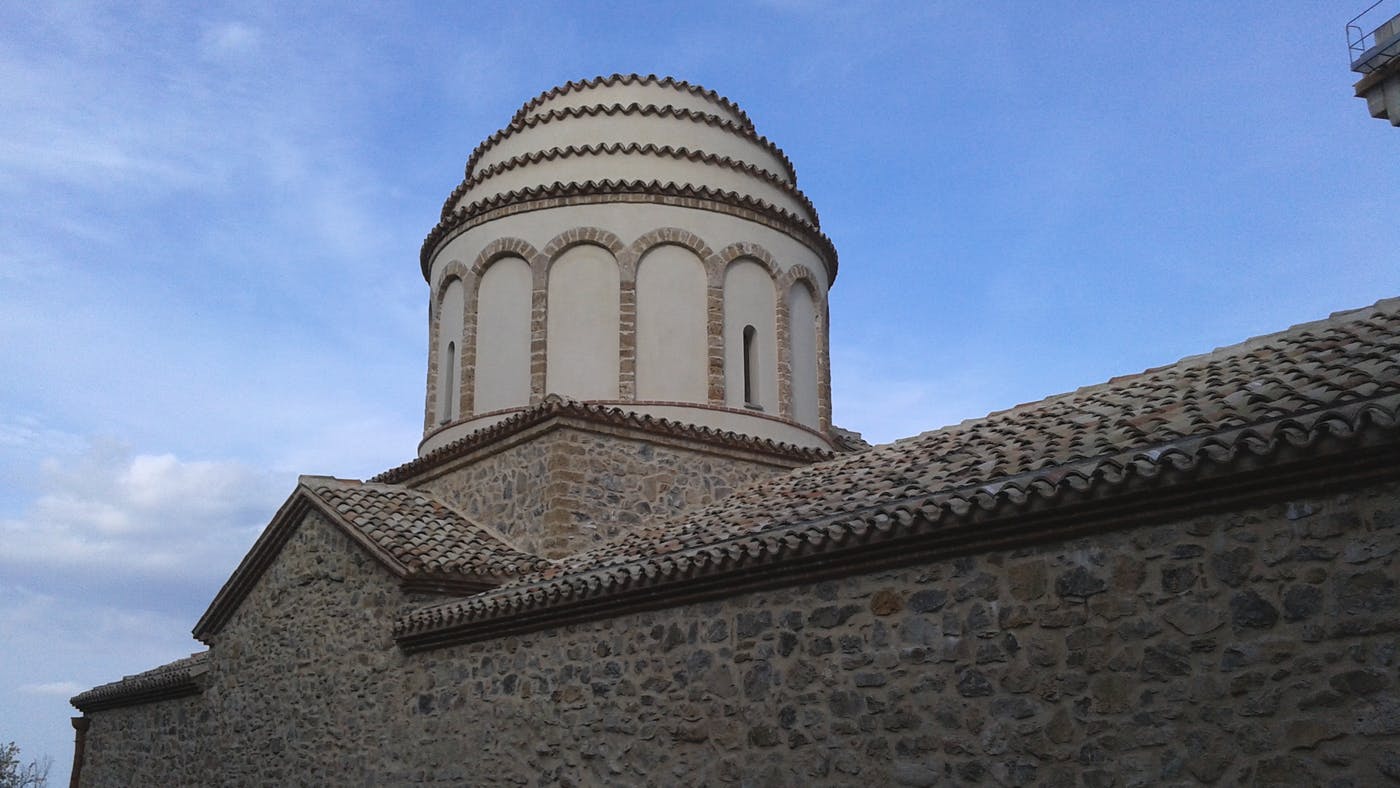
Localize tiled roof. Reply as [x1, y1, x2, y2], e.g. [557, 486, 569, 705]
[193, 478, 550, 643]
[71, 652, 209, 712]
[396, 297, 1400, 647]
[302, 477, 549, 578]
[374, 396, 833, 485]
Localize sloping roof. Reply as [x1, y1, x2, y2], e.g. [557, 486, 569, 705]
[375, 396, 833, 485]
[71, 652, 209, 712]
[193, 477, 549, 642]
[396, 297, 1400, 648]
[303, 477, 548, 578]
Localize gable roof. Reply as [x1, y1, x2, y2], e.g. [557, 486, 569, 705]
[396, 297, 1400, 649]
[193, 477, 549, 643]
[71, 651, 209, 713]
[303, 477, 548, 578]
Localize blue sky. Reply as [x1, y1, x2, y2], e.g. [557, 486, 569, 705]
[3, 1, 1397, 780]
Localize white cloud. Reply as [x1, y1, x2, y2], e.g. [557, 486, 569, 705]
[0, 442, 284, 584]
[201, 21, 262, 60]
[19, 681, 85, 697]
[830, 344, 997, 444]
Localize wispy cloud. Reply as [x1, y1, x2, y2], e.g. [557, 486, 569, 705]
[0, 442, 283, 585]
[19, 681, 85, 697]
[200, 21, 262, 60]
[830, 344, 998, 444]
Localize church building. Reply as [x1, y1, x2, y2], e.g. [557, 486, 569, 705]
[70, 75, 1400, 786]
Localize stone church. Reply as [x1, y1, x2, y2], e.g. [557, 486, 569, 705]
[70, 75, 1399, 786]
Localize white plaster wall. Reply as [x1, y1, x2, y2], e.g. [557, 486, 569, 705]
[468, 154, 810, 221]
[423, 203, 834, 455]
[635, 245, 708, 402]
[525, 83, 749, 128]
[474, 115, 790, 185]
[473, 257, 533, 414]
[787, 284, 820, 428]
[546, 245, 620, 400]
[437, 279, 466, 424]
[723, 260, 778, 412]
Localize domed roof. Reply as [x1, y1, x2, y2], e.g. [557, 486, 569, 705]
[423, 74, 835, 279]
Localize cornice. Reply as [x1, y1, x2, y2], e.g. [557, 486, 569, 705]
[440, 142, 820, 227]
[420, 179, 839, 284]
[512, 73, 755, 131]
[463, 103, 798, 186]
[71, 653, 209, 713]
[394, 394, 1400, 651]
[374, 397, 835, 486]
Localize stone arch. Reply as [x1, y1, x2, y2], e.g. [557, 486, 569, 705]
[545, 241, 622, 401]
[715, 241, 780, 286]
[633, 243, 710, 404]
[425, 259, 470, 431]
[624, 228, 720, 281]
[721, 257, 779, 413]
[540, 231, 625, 402]
[542, 227, 627, 268]
[712, 243, 781, 407]
[775, 264, 827, 423]
[468, 237, 545, 279]
[432, 259, 471, 308]
[622, 229, 720, 401]
[459, 238, 542, 415]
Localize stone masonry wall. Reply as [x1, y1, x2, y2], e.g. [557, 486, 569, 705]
[79, 479, 1400, 786]
[396, 479, 1400, 786]
[412, 432, 553, 553]
[412, 424, 796, 557]
[76, 694, 209, 784]
[79, 509, 422, 786]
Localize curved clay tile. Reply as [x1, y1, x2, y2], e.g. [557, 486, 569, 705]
[511, 73, 755, 131]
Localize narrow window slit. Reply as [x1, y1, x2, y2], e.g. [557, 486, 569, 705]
[441, 340, 457, 423]
[743, 325, 759, 408]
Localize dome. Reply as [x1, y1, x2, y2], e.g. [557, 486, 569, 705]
[419, 75, 838, 456]
[423, 74, 834, 282]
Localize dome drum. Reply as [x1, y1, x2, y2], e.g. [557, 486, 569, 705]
[420, 77, 837, 456]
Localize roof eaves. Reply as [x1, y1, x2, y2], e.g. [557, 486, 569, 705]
[393, 392, 1400, 651]
[374, 398, 833, 485]
[71, 652, 210, 713]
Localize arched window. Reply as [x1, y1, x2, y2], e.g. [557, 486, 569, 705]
[436, 278, 466, 424]
[742, 325, 758, 407]
[723, 259, 776, 411]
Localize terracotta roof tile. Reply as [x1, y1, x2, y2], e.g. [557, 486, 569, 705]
[372, 396, 832, 485]
[396, 297, 1400, 646]
[71, 651, 209, 712]
[302, 477, 550, 578]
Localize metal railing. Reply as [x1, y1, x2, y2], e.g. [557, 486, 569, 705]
[1348, 0, 1400, 72]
